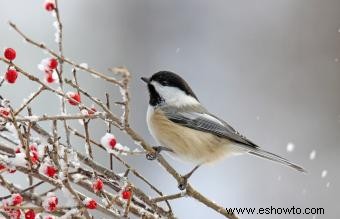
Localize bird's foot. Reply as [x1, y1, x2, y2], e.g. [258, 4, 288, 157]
[146, 146, 172, 160]
[177, 165, 201, 190]
[178, 176, 188, 190]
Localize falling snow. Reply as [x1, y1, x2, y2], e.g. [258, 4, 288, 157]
[321, 170, 328, 178]
[309, 150, 316, 160]
[286, 142, 295, 152]
[326, 182, 330, 188]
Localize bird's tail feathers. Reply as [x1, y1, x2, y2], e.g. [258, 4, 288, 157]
[248, 148, 307, 173]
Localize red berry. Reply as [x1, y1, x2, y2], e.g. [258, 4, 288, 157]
[48, 58, 58, 70]
[48, 202, 57, 212]
[7, 168, 16, 173]
[92, 178, 104, 193]
[0, 107, 10, 117]
[5, 69, 18, 84]
[67, 92, 81, 105]
[85, 199, 97, 209]
[44, 195, 58, 212]
[109, 138, 117, 149]
[4, 48, 16, 61]
[15, 147, 21, 153]
[45, 166, 57, 177]
[45, 72, 55, 83]
[0, 164, 5, 171]
[122, 190, 131, 200]
[11, 193, 23, 206]
[25, 209, 35, 219]
[30, 151, 40, 164]
[44, 2, 55, 11]
[29, 144, 37, 151]
[88, 107, 96, 115]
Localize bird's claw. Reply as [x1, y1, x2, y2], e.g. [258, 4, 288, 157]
[146, 146, 173, 161]
[178, 176, 188, 190]
[146, 152, 157, 160]
[146, 146, 161, 160]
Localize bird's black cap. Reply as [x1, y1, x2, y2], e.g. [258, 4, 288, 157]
[146, 71, 198, 99]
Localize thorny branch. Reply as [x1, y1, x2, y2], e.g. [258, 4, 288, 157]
[0, 2, 239, 219]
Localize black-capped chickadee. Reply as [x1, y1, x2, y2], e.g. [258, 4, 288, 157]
[141, 71, 306, 189]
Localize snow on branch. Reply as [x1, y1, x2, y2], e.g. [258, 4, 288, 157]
[0, 1, 238, 218]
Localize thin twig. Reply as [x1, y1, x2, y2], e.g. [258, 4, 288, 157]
[151, 192, 186, 203]
[14, 86, 45, 116]
[106, 93, 113, 170]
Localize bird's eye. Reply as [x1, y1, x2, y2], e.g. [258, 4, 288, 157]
[160, 80, 168, 86]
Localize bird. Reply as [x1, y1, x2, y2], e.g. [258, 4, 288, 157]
[141, 71, 306, 189]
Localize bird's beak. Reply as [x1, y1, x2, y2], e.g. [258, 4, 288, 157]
[141, 77, 150, 84]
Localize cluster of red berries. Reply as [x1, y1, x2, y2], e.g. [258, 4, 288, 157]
[15, 144, 41, 166]
[2, 49, 81, 108]
[2, 193, 30, 219]
[3, 48, 19, 84]
[39, 57, 58, 83]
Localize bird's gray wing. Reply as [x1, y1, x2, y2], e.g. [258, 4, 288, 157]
[162, 106, 259, 149]
[161, 106, 306, 173]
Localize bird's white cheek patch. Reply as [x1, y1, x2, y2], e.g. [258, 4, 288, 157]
[151, 82, 199, 107]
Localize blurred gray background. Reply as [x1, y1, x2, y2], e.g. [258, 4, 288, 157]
[0, 0, 339, 218]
